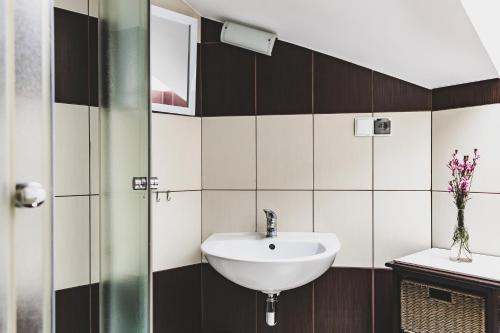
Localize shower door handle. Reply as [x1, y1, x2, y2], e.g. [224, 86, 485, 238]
[15, 182, 47, 208]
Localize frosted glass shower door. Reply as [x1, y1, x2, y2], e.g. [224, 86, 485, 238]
[0, 0, 53, 332]
[99, 0, 151, 332]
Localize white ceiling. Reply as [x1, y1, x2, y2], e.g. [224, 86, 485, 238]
[185, 0, 499, 89]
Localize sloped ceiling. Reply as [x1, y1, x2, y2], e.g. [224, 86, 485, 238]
[185, 0, 499, 89]
[460, 0, 500, 77]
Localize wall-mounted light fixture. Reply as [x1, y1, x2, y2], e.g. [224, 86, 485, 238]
[220, 21, 277, 56]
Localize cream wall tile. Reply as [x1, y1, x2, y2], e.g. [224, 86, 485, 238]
[202, 191, 256, 241]
[314, 191, 372, 267]
[152, 114, 201, 191]
[90, 195, 99, 284]
[374, 191, 431, 268]
[432, 191, 500, 256]
[374, 111, 431, 190]
[202, 117, 256, 189]
[256, 191, 313, 232]
[152, 191, 201, 271]
[314, 114, 372, 190]
[54, 0, 88, 14]
[90, 107, 99, 194]
[432, 104, 500, 192]
[257, 115, 313, 189]
[55, 103, 90, 196]
[89, 0, 98, 17]
[54, 196, 90, 290]
[432, 191, 458, 251]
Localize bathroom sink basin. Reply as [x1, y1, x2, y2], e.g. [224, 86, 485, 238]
[201, 232, 341, 294]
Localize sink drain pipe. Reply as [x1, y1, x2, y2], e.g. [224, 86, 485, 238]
[265, 294, 278, 326]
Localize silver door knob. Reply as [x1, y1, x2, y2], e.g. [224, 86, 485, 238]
[15, 182, 46, 208]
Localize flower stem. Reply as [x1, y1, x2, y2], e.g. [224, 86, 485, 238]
[457, 208, 464, 229]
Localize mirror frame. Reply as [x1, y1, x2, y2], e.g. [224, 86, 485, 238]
[150, 5, 198, 116]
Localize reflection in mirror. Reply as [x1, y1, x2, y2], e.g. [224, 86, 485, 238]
[151, 17, 189, 107]
[151, 6, 198, 115]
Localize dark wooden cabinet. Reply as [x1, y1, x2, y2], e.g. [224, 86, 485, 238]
[387, 261, 500, 333]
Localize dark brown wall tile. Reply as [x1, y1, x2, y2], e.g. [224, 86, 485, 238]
[153, 265, 201, 333]
[314, 52, 372, 114]
[54, 8, 90, 106]
[201, 17, 223, 44]
[432, 78, 500, 110]
[202, 264, 256, 333]
[56, 285, 91, 333]
[374, 269, 393, 333]
[91, 283, 99, 333]
[201, 44, 255, 117]
[314, 267, 372, 333]
[196, 44, 202, 117]
[89, 16, 98, 107]
[257, 41, 312, 115]
[373, 72, 431, 112]
[257, 283, 313, 333]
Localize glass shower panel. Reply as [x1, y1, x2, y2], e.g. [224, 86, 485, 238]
[99, 0, 150, 332]
[0, 0, 13, 330]
[13, 0, 53, 331]
[1, 0, 53, 331]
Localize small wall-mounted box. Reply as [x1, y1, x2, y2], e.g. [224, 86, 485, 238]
[354, 117, 374, 137]
[354, 117, 392, 137]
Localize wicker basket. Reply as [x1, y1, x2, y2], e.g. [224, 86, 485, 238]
[400, 279, 486, 333]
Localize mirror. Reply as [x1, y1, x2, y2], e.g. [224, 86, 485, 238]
[151, 6, 198, 116]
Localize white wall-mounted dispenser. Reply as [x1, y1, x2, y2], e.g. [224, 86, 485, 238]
[220, 21, 277, 56]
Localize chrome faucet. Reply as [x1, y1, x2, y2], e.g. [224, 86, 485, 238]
[263, 209, 277, 238]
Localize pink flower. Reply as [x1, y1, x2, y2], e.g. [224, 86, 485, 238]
[447, 149, 479, 209]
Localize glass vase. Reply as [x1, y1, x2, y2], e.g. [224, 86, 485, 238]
[450, 208, 472, 262]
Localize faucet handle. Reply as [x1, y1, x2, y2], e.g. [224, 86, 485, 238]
[263, 209, 277, 222]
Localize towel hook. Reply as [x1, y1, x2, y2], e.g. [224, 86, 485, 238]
[155, 190, 172, 203]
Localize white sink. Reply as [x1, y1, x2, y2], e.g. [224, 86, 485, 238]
[201, 232, 341, 294]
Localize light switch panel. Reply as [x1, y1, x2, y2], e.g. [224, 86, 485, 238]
[355, 117, 374, 137]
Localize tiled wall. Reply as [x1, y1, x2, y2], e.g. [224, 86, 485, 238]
[53, 1, 203, 332]
[151, 113, 201, 273]
[191, 22, 500, 329]
[53, 3, 500, 332]
[150, 112, 203, 333]
[148, 4, 203, 333]
[53, 1, 99, 333]
[113, 17, 438, 332]
[432, 80, 500, 257]
[189, 18, 432, 332]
